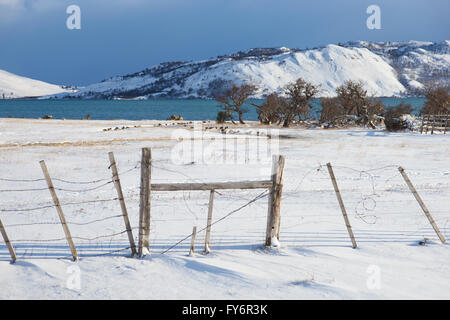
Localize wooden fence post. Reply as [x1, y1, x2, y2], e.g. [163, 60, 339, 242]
[445, 114, 448, 134]
[431, 115, 435, 135]
[189, 226, 197, 256]
[327, 163, 357, 249]
[398, 167, 446, 244]
[420, 116, 424, 134]
[138, 148, 152, 257]
[425, 114, 430, 134]
[203, 190, 215, 254]
[108, 152, 137, 257]
[40, 160, 78, 261]
[265, 155, 285, 247]
[0, 217, 17, 263]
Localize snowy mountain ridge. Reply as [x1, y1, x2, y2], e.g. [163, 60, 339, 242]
[344, 40, 449, 93]
[4, 40, 449, 99]
[55, 40, 446, 99]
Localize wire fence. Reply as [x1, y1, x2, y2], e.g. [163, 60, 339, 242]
[0, 153, 449, 262]
[0, 161, 142, 260]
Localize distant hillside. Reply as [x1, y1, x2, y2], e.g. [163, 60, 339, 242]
[32, 40, 450, 99]
[0, 70, 70, 99]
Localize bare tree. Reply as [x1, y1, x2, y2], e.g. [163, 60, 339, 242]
[421, 87, 449, 115]
[335, 80, 384, 128]
[281, 78, 319, 127]
[250, 93, 286, 124]
[319, 97, 344, 123]
[335, 80, 368, 116]
[214, 83, 257, 124]
[318, 81, 385, 128]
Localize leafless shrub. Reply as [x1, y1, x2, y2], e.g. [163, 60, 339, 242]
[332, 80, 385, 128]
[384, 102, 413, 131]
[214, 83, 257, 124]
[319, 97, 344, 123]
[319, 82, 385, 128]
[421, 87, 449, 115]
[216, 110, 233, 124]
[251, 93, 285, 124]
[280, 78, 320, 127]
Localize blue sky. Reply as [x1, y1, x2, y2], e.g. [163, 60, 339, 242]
[0, 0, 448, 86]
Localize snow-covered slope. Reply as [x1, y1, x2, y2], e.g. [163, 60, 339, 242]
[184, 45, 406, 98]
[51, 40, 449, 99]
[346, 40, 450, 93]
[0, 70, 69, 99]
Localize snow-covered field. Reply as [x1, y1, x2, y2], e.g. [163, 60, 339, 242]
[0, 118, 449, 299]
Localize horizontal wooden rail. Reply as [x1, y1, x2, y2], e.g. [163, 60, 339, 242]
[151, 180, 273, 191]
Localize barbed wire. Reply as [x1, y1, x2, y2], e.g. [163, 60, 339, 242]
[0, 187, 50, 193]
[331, 164, 401, 174]
[0, 197, 119, 213]
[1, 159, 448, 260]
[284, 164, 324, 197]
[72, 230, 128, 241]
[11, 237, 68, 243]
[282, 162, 449, 227]
[151, 162, 272, 218]
[53, 181, 114, 193]
[354, 196, 378, 224]
[0, 162, 140, 185]
[3, 214, 124, 228]
[159, 189, 269, 254]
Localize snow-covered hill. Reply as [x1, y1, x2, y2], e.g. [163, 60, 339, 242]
[0, 70, 70, 99]
[346, 40, 450, 93]
[50, 40, 449, 99]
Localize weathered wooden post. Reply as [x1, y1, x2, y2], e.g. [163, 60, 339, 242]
[327, 163, 357, 249]
[108, 152, 137, 256]
[398, 167, 446, 244]
[265, 155, 285, 247]
[203, 190, 215, 254]
[420, 116, 424, 134]
[40, 160, 78, 261]
[0, 217, 17, 263]
[444, 114, 448, 134]
[138, 148, 152, 257]
[431, 115, 435, 135]
[189, 226, 197, 256]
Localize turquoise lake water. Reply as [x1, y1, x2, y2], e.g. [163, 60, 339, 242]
[0, 98, 426, 121]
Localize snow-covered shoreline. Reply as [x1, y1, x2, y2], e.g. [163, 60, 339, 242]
[0, 119, 449, 299]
